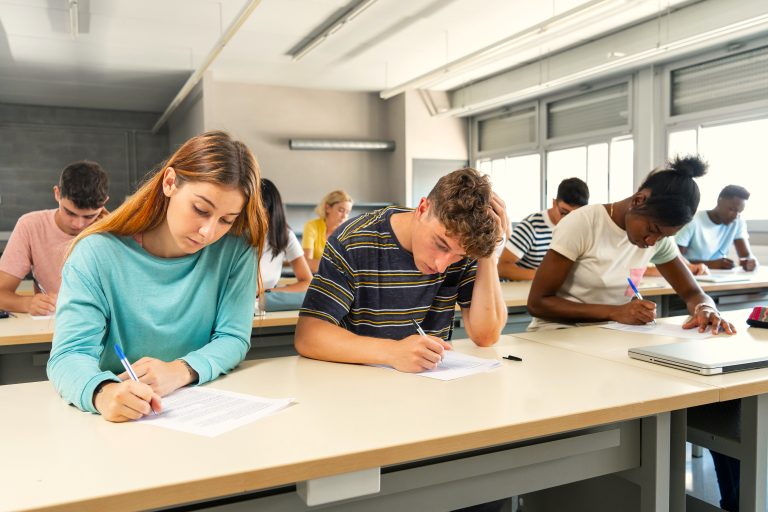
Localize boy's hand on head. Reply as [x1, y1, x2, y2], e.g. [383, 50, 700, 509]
[489, 192, 511, 247]
[93, 380, 162, 422]
[28, 293, 56, 316]
[391, 334, 452, 373]
[117, 357, 192, 396]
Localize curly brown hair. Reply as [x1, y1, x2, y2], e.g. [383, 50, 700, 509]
[427, 167, 500, 259]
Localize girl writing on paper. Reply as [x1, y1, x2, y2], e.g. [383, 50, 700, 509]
[48, 131, 266, 422]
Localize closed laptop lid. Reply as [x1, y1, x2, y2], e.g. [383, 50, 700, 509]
[629, 339, 768, 375]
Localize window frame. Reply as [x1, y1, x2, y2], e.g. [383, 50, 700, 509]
[662, 37, 768, 232]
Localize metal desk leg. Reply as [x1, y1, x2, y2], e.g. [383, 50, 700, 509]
[669, 409, 687, 512]
[738, 394, 768, 511]
[624, 413, 671, 512]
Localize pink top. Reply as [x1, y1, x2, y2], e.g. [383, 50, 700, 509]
[0, 209, 73, 294]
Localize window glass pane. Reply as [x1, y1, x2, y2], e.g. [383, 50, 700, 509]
[484, 154, 541, 222]
[668, 129, 697, 159]
[587, 143, 609, 204]
[609, 137, 634, 201]
[546, 147, 587, 202]
[697, 118, 768, 220]
[477, 159, 492, 174]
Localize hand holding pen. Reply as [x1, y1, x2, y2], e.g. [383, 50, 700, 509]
[91, 343, 161, 422]
[390, 319, 452, 373]
[28, 275, 57, 316]
[621, 277, 657, 326]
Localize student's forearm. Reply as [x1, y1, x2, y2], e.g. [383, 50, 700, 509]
[0, 290, 31, 313]
[274, 280, 310, 292]
[497, 261, 536, 281]
[528, 295, 619, 323]
[307, 258, 320, 273]
[295, 316, 397, 365]
[465, 257, 507, 346]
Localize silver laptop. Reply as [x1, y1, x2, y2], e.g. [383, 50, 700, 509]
[629, 339, 768, 375]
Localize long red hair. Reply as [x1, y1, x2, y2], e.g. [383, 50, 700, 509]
[69, 131, 267, 277]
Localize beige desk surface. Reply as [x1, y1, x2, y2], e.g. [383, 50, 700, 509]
[0, 312, 300, 347]
[499, 267, 768, 304]
[0, 337, 717, 512]
[513, 308, 768, 402]
[18, 279, 33, 296]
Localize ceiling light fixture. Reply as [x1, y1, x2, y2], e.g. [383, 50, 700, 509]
[152, 0, 264, 133]
[69, 0, 79, 40]
[438, 13, 768, 118]
[289, 139, 395, 151]
[379, 0, 640, 100]
[291, 0, 378, 62]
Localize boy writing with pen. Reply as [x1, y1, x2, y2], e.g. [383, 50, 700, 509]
[295, 168, 509, 373]
[0, 161, 109, 315]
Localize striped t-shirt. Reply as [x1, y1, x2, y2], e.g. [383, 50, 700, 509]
[300, 206, 477, 341]
[505, 210, 555, 270]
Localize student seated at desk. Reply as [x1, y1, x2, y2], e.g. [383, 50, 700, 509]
[527, 155, 734, 334]
[498, 177, 589, 281]
[676, 184, 758, 271]
[295, 167, 509, 372]
[302, 189, 353, 273]
[47, 131, 265, 422]
[0, 161, 109, 315]
[260, 179, 311, 292]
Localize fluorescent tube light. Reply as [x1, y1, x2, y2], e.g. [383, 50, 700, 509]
[380, 0, 637, 99]
[291, 0, 378, 62]
[289, 139, 395, 151]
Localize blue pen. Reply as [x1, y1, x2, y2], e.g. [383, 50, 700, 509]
[113, 343, 155, 414]
[627, 277, 656, 326]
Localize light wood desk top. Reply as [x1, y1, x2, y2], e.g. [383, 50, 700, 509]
[0, 337, 717, 512]
[18, 279, 33, 296]
[5, 271, 768, 348]
[513, 308, 768, 402]
[499, 267, 768, 304]
[0, 312, 300, 347]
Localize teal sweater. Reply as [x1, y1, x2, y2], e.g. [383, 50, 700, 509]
[47, 233, 257, 413]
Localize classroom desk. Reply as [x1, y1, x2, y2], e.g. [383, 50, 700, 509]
[513, 309, 768, 511]
[0, 336, 718, 512]
[0, 312, 303, 383]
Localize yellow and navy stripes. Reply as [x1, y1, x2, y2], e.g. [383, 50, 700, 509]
[300, 207, 477, 340]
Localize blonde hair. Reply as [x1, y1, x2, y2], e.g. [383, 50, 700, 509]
[315, 190, 353, 219]
[68, 131, 267, 268]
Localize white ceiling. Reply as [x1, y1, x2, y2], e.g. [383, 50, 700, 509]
[0, 0, 690, 113]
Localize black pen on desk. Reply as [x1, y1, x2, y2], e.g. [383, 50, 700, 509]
[503, 354, 523, 362]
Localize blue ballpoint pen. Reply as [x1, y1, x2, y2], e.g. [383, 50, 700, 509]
[113, 343, 156, 414]
[626, 277, 656, 326]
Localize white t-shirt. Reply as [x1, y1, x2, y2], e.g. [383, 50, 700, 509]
[529, 204, 679, 330]
[260, 230, 303, 289]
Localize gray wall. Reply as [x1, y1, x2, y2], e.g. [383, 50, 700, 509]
[0, 103, 169, 234]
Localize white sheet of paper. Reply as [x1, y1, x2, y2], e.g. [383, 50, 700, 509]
[374, 350, 501, 381]
[600, 321, 714, 340]
[140, 387, 293, 437]
[30, 314, 54, 320]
